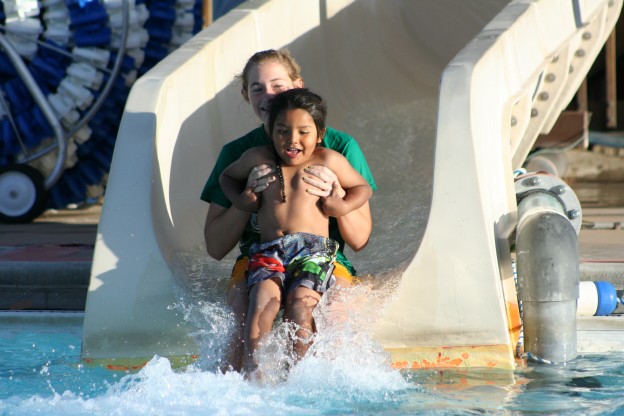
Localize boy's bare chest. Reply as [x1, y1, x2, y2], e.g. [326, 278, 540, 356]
[256, 148, 326, 209]
[265, 165, 307, 204]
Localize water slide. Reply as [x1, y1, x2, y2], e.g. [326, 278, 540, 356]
[81, 0, 622, 370]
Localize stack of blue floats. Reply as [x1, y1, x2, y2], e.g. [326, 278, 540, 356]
[0, 0, 205, 210]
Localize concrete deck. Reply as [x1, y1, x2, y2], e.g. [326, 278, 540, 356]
[0, 203, 99, 310]
[579, 208, 624, 288]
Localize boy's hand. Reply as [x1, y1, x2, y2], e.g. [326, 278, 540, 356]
[303, 165, 346, 198]
[232, 164, 274, 212]
[320, 182, 350, 217]
[236, 186, 261, 212]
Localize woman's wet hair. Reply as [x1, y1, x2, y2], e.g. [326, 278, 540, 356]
[268, 88, 327, 138]
[238, 49, 303, 93]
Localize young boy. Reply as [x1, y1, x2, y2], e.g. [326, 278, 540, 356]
[219, 88, 372, 375]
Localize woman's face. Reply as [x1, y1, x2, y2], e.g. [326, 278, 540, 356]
[244, 61, 303, 125]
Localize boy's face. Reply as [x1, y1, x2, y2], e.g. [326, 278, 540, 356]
[272, 108, 322, 166]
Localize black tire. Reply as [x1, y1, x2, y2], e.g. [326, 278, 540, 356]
[0, 164, 49, 224]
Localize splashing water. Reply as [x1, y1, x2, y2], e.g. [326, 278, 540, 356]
[0, 285, 418, 415]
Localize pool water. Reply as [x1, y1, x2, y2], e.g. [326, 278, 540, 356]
[2, 312, 624, 415]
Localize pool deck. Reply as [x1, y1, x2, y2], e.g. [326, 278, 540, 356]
[0, 203, 99, 310]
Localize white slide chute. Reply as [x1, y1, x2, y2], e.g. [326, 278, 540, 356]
[82, 0, 622, 370]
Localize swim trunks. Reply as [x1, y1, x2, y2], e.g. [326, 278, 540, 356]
[246, 232, 339, 293]
[227, 256, 355, 290]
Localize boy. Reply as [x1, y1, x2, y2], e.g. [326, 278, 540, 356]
[220, 88, 372, 375]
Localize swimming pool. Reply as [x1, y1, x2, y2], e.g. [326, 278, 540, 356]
[2, 311, 624, 415]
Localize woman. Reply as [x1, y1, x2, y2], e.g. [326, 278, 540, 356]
[201, 49, 376, 372]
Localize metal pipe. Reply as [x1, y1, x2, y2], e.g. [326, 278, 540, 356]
[515, 191, 579, 363]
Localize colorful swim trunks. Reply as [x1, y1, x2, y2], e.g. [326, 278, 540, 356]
[247, 232, 339, 293]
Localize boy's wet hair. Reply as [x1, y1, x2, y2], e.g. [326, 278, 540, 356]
[238, 49, 303, 93]
[268, 88, 327, 139]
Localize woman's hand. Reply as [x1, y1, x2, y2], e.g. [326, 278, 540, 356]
[303, 165, 346, 198]
[247, 163, 276, 193]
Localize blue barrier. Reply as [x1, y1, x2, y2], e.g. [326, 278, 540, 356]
[0, 0, 207, 217]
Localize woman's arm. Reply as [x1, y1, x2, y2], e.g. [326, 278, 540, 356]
[204, 203, 251, 260]
[336, 202, 372, 252]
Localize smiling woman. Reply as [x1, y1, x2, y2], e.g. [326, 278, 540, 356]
[202, 50, 377, 372]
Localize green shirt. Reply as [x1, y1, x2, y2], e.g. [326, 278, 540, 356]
[201, 125, 377, 275]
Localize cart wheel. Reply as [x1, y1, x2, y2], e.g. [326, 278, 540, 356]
[0, 164, 48, 224]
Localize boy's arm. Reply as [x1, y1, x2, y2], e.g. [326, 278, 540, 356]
[320, 151, 372, 218]
[219, 151, 262, 212]
[303, 164, 371, 251]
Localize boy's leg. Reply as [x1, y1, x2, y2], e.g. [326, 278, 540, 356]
[284, 286, 322, 360]
[244, 277, 282, 373]
[225, 257, 249, 372]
